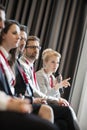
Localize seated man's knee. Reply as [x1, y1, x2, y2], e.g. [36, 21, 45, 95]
[38, 104, 54, 123]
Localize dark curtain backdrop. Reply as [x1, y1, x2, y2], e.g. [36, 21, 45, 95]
[0, 0, 87, 100]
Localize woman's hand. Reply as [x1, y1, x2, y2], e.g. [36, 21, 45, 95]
[60, 77, 71, 88]
[54, 77, 71, 90]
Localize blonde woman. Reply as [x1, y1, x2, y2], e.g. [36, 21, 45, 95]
[36, 48, 70, 98]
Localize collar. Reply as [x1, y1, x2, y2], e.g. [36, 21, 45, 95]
[42, 68, 52, 77]
[22, 56, 33, 68]
[0, 46, 9, 59]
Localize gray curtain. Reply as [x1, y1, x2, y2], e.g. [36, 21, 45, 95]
[0, 0, 87, 100]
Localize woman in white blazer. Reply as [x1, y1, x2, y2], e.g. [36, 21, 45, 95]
[36, 48, 70, 98]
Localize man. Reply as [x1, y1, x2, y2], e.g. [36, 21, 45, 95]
[14, 24, 54, 123]
[15, 25, 48, 104]
[18, 35, 80, 130]
[17, 25, 28, 58]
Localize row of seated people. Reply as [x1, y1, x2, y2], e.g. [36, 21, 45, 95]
[0, 19, 80, 130]
[0, 4, 79, 130]
[0, 19, 58, 129]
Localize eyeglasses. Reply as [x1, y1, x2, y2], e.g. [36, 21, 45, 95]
[25, 46, 41, 50]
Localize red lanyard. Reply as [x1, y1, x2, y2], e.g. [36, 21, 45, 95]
[33, 68, 37, 85]
[50, 75, 53, 88]
[0, 50, 9, 66]
[0, 50, 15, 86]
[17, 63, 28, 84]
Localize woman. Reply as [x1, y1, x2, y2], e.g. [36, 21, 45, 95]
[36, 48, 70, 98]
[0, 20, 20, 95]
[0, 20, 55, 126]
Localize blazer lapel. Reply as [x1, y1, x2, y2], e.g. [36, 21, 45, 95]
[0, 67, 13, 96]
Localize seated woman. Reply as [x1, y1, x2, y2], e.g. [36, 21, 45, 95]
[36, 48, 80, 130]
[36, 48, 70, 98]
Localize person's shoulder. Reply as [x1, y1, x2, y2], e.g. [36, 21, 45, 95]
[36, 68, 47, 80]
[19, 56, 24, 63]
[19, 57, 29, 68]
[36, 68, 44, 75]
[36, 69, 42, 73]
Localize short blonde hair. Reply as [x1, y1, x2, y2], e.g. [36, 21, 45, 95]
[42, 48, 61, 62]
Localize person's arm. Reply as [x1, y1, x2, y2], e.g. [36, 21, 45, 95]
[54, 75, 71, 89]
[0, 91, 11, 110]
[36, 71, 48, 94]
[6, 97, 33, 113]
[0, 91, 33, 113]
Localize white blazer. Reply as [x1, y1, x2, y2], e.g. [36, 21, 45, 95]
[36, 68, 60, 98]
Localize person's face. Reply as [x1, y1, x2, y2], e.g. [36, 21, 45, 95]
[0, 10, 5, 32]
[3, 24, 20, 51]
[44, 56, 60, 73]
[19, 31, 27, 53]
[25, 40, 40, 62]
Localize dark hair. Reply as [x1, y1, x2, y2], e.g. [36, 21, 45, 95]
[20, 24, 28, 34]
[26, 35, 40, 47]
[0, 19, 20, 44]
[0, 19, 20, 67]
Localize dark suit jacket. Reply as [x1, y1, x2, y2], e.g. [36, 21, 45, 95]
[0, 60, 33, 100]
[15, 60, 33, 102]
[0, 67, 13, 96]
